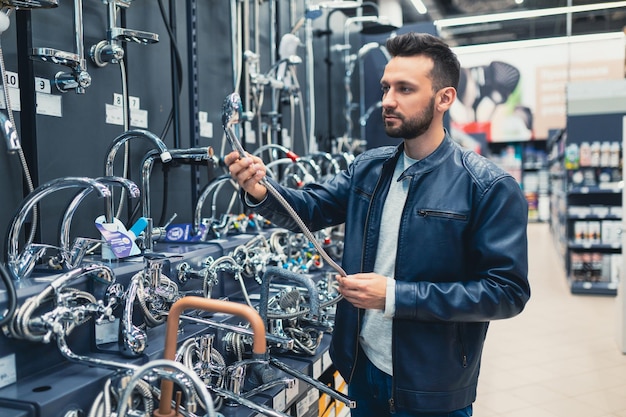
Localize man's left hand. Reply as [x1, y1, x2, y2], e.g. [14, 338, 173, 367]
[336, 273, 387, 310]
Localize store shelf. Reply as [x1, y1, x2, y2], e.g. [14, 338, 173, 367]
[547, 85, 625, 295]
[570, 279, 618, 296]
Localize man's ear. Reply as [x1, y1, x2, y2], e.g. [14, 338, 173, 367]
[437, 87, 457, 112]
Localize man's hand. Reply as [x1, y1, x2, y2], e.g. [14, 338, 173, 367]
[336, 273, 387, 310]
[223, 151, 268, 202]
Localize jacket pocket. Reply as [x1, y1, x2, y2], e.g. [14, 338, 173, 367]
[417, 209, 467, 221]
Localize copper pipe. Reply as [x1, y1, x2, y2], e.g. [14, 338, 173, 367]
[155, 296, 267, 417]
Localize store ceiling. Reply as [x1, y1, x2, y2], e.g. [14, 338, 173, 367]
[396, 0, 626, 46]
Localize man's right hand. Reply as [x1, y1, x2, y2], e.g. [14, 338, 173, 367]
[223, 151, 268, 202]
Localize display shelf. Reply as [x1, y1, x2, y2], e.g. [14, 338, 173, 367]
[570, 280, 619, 296]
[547, 79, 626, 296]
[485, 139, 549, 222]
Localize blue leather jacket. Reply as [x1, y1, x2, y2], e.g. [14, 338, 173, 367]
[248, 134, 530, 413]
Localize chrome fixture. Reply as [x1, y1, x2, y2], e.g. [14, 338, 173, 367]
[4, 262, 116, 343]
[105, 130, 171, 177]
[58, 176, 140, 259]
[222, 93, 347, 278]
[104, 129, 171, 236]
[140, 147, 215, 251]
[5, 177, 111, 281]
[89, 0, 159, 67]
[0, 0, 57, 8]
[119, 255, 179, 357]
[193, 175, 240, 239]
[31, 0, 91, 93]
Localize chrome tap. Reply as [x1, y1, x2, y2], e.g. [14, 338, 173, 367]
[5, 262, 115, 343]
[31, 0, 91, 93]
[119, 254, 179, 357]
[89, 0, 159, 68]
[140, 146, 214, 251]
[193, 175, 239, 238]
[5, 177, 111, 281]
[104, 129, 171, 239]
[105, 129, 171, 177]
[58, 176, 140, 260]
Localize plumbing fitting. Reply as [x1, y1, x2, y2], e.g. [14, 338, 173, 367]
[158, 297, 266, 417]
[5, 177, 111, 280]
[221, 93, 347, 278]
[193, 175, 240, 238]
[3, 263, 116, 343]
[31, 0, 91, 93]
[59, 176, 140, 259]
[120, 255, 179, 357]
[89, 0, 159, 68]
[116, 359, 216, 417]
[140, 147, 214, 251]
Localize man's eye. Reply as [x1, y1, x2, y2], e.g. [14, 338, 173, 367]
[381, 86, 389, 93]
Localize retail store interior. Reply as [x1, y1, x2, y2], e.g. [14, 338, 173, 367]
[0, 0, 625, 416]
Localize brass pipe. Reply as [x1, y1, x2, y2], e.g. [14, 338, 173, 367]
[155, 296, 266, 417]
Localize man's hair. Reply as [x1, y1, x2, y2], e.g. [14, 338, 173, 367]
[386, 32, 460, 92]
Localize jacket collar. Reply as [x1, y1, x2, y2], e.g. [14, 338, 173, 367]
[392, 130, 457, 180]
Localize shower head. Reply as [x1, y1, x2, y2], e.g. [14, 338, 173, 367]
[221, 92, 243, 130]
[221, 93, 247, 157]
[0, 0, 58, 8]
[0, 111, 20, 152]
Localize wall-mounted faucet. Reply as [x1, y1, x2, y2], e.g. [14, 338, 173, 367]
[89, 0, 159, 68]
[31, 0, 91, 93]
[4, 177, 111, 281]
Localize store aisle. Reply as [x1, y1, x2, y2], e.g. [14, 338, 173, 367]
[473, 223, 626, 417]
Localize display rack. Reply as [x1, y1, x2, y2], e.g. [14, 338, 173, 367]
[548, 79, 626, 296]
[487, 140, 550, 222]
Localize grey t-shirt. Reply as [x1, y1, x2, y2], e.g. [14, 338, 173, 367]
[360, 152, 417, 375]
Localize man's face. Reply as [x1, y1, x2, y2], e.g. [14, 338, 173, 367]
[380, 55, 436, 140]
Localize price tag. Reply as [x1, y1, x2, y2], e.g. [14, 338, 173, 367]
[36, 92, 62, 117]
[0, 354, 16, 389]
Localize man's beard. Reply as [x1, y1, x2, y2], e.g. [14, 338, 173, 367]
[383, 96, 435, 139]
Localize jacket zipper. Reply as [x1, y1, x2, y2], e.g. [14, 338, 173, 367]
[417, 209, 467, 220]
[457, 324, 468, 368]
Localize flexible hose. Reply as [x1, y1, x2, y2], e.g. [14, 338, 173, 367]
[0, 263, 16, 327]
[262, 177, 347, 278]
[0, 36, 37, 245]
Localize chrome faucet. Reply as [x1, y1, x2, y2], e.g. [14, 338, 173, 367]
[31, 0, 91, 93]
[193, 175, 240, 238]
[104, 129, 171, 244]
[105, 129, 172, 177]
[140, 146, 216, 251]
[58, 176, 140, 260]
[89, 0, 159, 68]
[5, 177, 111, 281]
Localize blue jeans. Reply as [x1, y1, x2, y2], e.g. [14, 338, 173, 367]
[347, 352, 473, 417]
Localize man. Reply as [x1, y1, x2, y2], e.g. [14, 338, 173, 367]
[225, 32, 530, 417]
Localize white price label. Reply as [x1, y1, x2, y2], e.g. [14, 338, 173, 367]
[0, 354, 17, 389]
[36, 92, 62, 117]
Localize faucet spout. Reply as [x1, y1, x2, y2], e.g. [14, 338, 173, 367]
[5, 177, 111, 280]
[105, 129, 171, 177]
[59, 176, 140, 255]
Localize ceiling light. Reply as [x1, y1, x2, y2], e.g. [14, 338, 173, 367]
[434, 1, 626, 28]
[410, 0, 428, 15]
